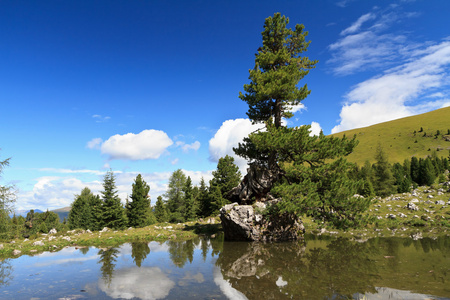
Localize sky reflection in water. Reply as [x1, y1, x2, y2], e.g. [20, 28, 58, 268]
[0, 235, 449, 299]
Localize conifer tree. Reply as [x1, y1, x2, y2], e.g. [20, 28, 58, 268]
[101, 170, 127, 229]
[410, 156, 420, 184]
[210, 155, 241, 198]
[154, 196, 168, 223]
[0, 155, 16, 239]
[68, 187, 95, 230]
[89, 194, 103, 231]
[126, 174, 152, 228]
[198, 177, 212, 217]
[183, 176, 197, 221]
[164, 169, 186, 222]
[238, 13, 317, 172]
[234, 14, 367, 228]
[418, 157, 436, 186]
[373, 144, 396, 197]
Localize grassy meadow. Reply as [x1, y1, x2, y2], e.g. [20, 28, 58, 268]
[332, 106, 450, 165]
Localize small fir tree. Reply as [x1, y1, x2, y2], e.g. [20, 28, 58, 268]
[154, 196, 168, 223]
[373, 144, 396, 197]
[183, 177, 197, 221]
[101, 170, 127, 230]
[126, 174, 151, 228]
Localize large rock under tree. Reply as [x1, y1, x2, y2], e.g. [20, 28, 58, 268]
[226, 164, 279, 204]
[220, 200, 305, 242]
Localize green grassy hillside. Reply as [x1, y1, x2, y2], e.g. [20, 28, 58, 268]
[332, 106, 450, 166]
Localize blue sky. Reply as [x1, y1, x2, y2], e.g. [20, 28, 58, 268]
[1, 0, 449, 211]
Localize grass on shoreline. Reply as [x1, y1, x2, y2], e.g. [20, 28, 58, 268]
[1, 184, 449, 259]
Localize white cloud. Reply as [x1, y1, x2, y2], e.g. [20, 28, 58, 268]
[286, 103, 305, 114]
[309, 122, 322, 136]
[98, 267, 175, 300]
[340, 13, 375, 35]
[92, 114, 111, 123]
[86, 138, 103, 150]
[17, 176, 103, 211]
[38, 168, 107, 176]
[328, 8, 417, 75]
[209, 119, 265, 174]
[99, 129, 173, 160]
[175, 141, 201, 153]
[332, 40, 450, 133]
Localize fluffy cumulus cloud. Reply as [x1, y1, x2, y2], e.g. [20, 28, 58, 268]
[18, 176, 103, 211]
[98, 267, 175, 300]
[330, 5, 450, 133]
[209, 119, 265, 173]
[309, 122, 322, 136]
[175, 141, 201, 153]
[88, 129, 173, 161]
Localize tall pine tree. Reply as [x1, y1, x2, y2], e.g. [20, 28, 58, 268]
[101, 170, 127, 229]
[234, 14, 367, 228]
[164, 169, 187, 222]
[126, 174, 152, 228]
[68, 187, 95, 230]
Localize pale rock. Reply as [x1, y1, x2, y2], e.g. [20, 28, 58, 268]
[32, 240, 44, 246]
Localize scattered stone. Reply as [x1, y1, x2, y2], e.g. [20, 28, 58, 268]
[48, 228, 57, 235]
[427, 195, 434, 199]
[425, 200, 433, 204]
[387, 214, 396, 219]
[30, 249, 37, 253]
[411, 232, 423, 240]
[410, 198, 419, 203]
[435, 200, 445, 205]
[398, 213, 407, 218]
[100, 227, 109, 233]
[127, 227, 133, 230]
[0, 244, 3, 250]
[413, 215, 419, 218]
[405, 202, 419, 211]
[12, 249, 21, 256]
[207, 218, 215, 224]
[62, 236, 71, 241]
[32, 241, 44, 246]
[377, 216, 383, 220]
[86, 229, 92, 234]
[437, 191, 443, 196]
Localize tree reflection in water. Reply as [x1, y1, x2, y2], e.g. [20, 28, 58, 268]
[216, 237, 380, 299]
[131, 242, 151, 267]
[97, 247, 120, 287]
[0, 259, 13, 287]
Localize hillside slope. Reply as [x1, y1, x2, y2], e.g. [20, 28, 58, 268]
[332, 106, 450, 165]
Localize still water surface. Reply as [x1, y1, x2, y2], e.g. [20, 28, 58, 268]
[0, 235, 449, 299]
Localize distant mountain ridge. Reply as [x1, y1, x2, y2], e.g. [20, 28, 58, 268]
[332, 106, 450, 166]
[12, 207, 70, 223]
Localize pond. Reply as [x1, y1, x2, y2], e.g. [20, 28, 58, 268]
[0, 235, 449, 299]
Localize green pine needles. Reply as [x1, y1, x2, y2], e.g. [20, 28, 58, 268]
[235, 13, 369, 229]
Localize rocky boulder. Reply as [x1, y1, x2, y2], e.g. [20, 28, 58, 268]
[226, 164, 279, 204]
[219, 201, 304, 242]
